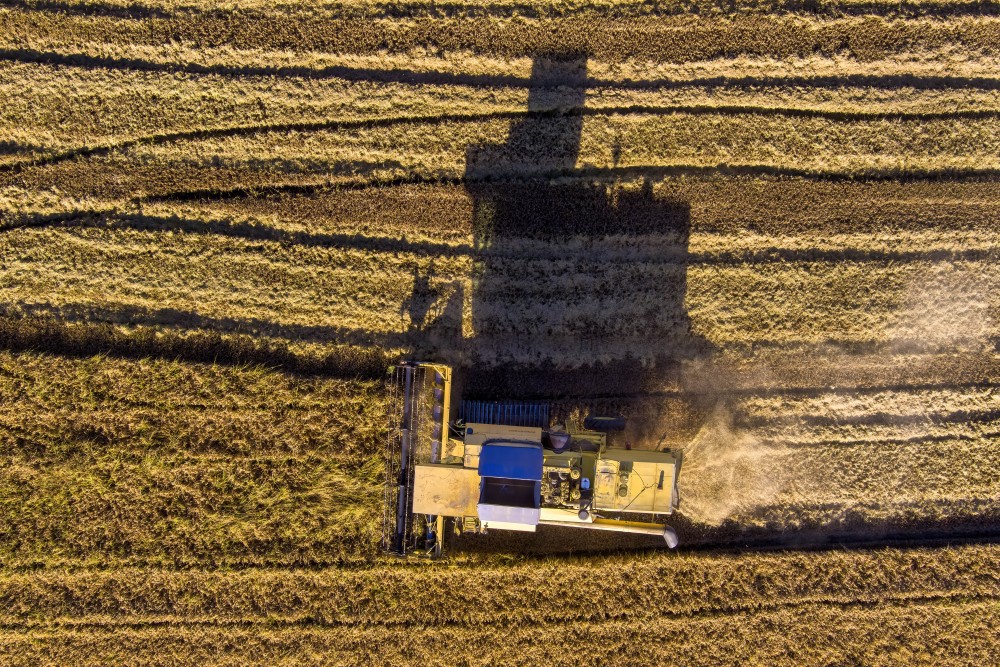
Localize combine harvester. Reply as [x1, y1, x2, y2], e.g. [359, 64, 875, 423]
[383, 361, 681, 557]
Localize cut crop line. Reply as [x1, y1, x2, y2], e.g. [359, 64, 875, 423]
[4, 103, 999, 176]
[0, 591, 994, 632]
[4, 47, 1000, 92]
[680, 524, 1000, 555]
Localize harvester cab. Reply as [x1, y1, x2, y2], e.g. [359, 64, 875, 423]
[382, 361, 681, 557]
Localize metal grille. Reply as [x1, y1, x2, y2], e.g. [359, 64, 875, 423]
[460, 400, 550, 429]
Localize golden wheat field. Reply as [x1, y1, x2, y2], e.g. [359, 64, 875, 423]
[1, 0, 999, 664]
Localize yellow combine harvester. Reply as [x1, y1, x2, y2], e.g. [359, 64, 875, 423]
[383, 361, 680, 556]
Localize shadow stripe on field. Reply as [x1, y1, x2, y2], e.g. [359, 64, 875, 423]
[3, 48, 1000, 91]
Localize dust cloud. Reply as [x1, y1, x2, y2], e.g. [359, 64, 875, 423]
[888, 266, 994, 353]
[676, 404, 784, 525]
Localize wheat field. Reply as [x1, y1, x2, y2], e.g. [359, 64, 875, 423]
[1, 0, 999, 664]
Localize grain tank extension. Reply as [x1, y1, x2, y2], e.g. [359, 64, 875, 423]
[382, 361, 680, 556]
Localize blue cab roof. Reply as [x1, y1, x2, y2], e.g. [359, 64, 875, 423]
[478, 443, 543, 481]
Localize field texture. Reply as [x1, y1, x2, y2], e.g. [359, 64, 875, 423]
[1, 0, 999, 664]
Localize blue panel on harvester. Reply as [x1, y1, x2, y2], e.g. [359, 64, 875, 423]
[478, 443, 543, 481]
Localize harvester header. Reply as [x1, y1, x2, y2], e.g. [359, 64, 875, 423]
[382, 361, 680, 557]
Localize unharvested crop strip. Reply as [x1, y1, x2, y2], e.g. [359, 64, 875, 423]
[0, 300, 415, 349]
[0, 315, 391, 379]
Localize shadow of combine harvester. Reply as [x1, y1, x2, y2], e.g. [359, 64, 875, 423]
[459, 53, 708, 400]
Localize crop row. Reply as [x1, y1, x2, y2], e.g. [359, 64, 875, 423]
[0, 544, 995, 622]
[4, 9, 1000, 62]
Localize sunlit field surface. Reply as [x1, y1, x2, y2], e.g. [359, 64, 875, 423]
[1, 0, 998, 664]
